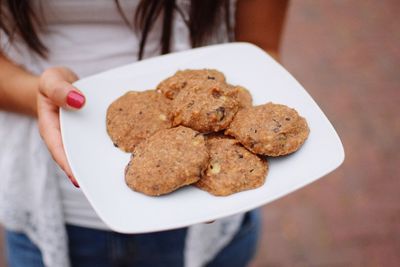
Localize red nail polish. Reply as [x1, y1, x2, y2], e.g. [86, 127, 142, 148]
[72, 180, 80, 188]
[67, 90, 85, 109]
[68, 175, 80, 188]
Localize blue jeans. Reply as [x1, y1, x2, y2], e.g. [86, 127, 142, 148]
[5, 210, 261, 267]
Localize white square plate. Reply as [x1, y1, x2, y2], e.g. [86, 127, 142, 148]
[60, 43, 344, 233]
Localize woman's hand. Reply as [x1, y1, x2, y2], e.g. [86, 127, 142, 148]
[37, 67, 85, 187]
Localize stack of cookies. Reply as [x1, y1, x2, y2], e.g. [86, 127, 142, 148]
[106, 69, 309, 197]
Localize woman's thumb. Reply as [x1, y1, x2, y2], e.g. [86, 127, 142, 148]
[39, 68, 85, 109]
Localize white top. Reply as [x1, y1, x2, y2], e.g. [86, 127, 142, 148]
[0, 1, 243, 267]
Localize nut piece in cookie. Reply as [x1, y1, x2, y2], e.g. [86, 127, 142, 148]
[106, 90, 171, 152]
[225, 103, 310, 156]
[157, 69, 226, 99]
[196, 135, 268, 196]
[125, 126, 209, 196]
[170, 80, 239, 132]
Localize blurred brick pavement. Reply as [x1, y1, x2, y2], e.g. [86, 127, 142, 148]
[1, 0, 399, 266]
[250, 0, 400, 266]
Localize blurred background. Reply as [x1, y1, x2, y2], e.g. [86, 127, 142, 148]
[249, 0, 400, 266]
[1, 0, 399, 266]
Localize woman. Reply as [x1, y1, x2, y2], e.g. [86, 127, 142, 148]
[0, 0, 288, 266]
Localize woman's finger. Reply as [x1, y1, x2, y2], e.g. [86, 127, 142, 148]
[40, 80, 85, 110]
[39, 68, 85, 110]
[37, 92, 80, 187]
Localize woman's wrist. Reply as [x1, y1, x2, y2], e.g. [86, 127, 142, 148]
[29, 75, 40, 117]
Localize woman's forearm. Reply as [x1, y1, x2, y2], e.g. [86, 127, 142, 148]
[235, 0, 289, 62]
[0, 53, 39, 117]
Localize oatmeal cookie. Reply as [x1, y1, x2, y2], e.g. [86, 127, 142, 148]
[225, 103, 309, 156]
[170, 80, 239, 132]
[157, 69, 226, 99]
[125, 126, 209, 196]
[106, 90, 171, 152]
[196, 135, 268, 196]
[226, 85, 253, 109]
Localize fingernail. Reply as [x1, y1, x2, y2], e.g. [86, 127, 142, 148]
[68, 175, 80, 188]
[72, 180, 80, 188]
[66, 90, 85, 109]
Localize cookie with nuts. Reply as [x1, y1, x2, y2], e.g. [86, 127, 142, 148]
[195, 135, 268, 196]
[106, 90, 171, 152]
[170, 79, 240, 132]
[225, 102, 309, 156]
[125, 126, 209, 196]
[226, 85, 253, 109]
[157, 69, 226, 100]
